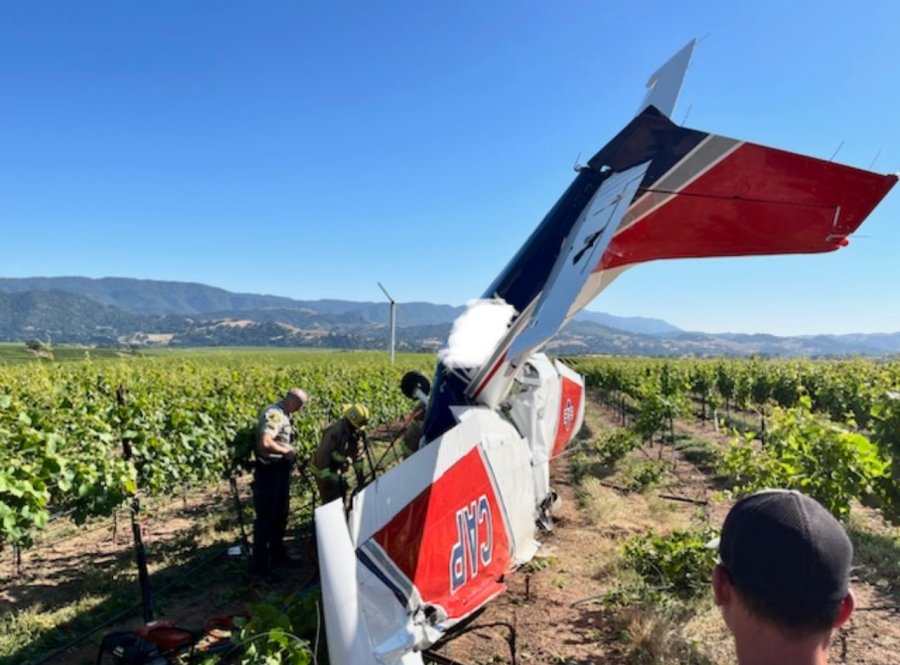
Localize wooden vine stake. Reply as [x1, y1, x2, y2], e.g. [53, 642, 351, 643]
[117, 384, 154, 624]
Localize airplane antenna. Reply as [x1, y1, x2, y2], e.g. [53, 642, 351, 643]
[572, 151, 584, 172]
[868, 149, 882, 170]
[829, 140, 845, 162]
[377, 281, 397, 364]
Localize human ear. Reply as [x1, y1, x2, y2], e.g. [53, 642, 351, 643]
[834, 590, 855, 628]
[712, 564, 731, 607]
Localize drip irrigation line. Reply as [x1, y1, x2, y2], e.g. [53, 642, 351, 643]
[21, 485, 256, 556]
[23, 512, 119, 554]
[433, 620, 517, 665]
[47, 507, 76, 523]
[658, 492, 708, 506]
[571, 594, 607, 608]
[596, 480, 708, 506]
[570, 584, 675, 609]
[543, 438, 597, 460]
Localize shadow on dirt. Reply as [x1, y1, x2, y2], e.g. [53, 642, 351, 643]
[1, 514, 318, 665]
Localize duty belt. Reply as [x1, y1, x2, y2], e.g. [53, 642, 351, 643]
[256, 454, 291, 466]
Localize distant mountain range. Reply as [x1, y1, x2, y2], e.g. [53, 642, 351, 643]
[1, 276, 898, 357]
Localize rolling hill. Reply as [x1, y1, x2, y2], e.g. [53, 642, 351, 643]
[1, 276, 898, 357]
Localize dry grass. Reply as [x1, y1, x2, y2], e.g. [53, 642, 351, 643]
[575, 399, 732, 665]
[579, 477, 694, 538]
[681, 601, 735, 665]
[618, 602, 728, 665]
[622, 606, 679, 664]
[576, 473, 728, 664]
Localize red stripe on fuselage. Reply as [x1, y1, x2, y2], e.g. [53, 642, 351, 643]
[472, 351, 508, 399]
[371, 446, 511, 618]
[551, 376, 583, 458]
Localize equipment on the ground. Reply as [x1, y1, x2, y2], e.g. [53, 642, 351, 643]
[97, 614, 248, 665]
[96, 620, 195, 665]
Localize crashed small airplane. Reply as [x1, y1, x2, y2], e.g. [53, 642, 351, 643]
[315, 40, 896, 664]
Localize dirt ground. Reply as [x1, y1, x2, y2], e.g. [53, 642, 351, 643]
[3, 395, 899, 664]
[0, 479, 319, 665]
[429, 396, 900, 665]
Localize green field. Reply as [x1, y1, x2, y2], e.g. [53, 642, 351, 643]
[0, 348, 436, 663]
[0, 342, 398, 364]
[0, 342, 128, 364]
[2, 351, 899, 663]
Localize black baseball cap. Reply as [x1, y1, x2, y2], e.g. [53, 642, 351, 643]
[712, 490, 853, 610]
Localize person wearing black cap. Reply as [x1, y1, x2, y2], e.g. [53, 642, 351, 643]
[711, 489, 855, 665]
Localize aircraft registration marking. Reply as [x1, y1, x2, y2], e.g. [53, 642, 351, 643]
[450, 494, 493, 594]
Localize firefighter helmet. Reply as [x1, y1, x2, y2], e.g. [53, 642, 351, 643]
[342, 403, 370, 429]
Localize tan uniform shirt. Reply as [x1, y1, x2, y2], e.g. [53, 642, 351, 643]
[256, 403, 294, 462]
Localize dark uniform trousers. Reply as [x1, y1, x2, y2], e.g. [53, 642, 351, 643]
[251, 458, 292, 572]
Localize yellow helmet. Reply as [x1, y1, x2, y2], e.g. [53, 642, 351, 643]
[342, 403, 370, 429]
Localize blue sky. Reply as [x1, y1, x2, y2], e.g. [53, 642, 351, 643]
[2, 1, 898, 336]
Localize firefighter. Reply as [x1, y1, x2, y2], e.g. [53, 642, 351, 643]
[313, 403, 370, 508]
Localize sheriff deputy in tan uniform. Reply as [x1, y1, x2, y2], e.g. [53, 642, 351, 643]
[313, 403, 369, 507]
[251, 387, 307, 576]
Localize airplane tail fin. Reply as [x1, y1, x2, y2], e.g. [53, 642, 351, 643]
[637, 38, 695, 119]
[422, 41, 897, 440]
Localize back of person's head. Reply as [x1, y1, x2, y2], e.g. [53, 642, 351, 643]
[285, 388, 308, 409]
[714, 489, 853, 637]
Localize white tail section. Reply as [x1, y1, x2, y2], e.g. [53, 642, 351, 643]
[636, 39, 695, 119]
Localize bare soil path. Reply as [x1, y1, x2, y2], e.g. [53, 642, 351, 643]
[429, 394, 900, 665]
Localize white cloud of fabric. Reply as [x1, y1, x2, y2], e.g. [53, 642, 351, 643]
[439, 299, 515, 368]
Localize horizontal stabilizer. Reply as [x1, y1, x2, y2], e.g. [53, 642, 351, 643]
[597, 140, 898, 272]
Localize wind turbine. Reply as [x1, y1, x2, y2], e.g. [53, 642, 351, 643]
[377, 282, 396, 364]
